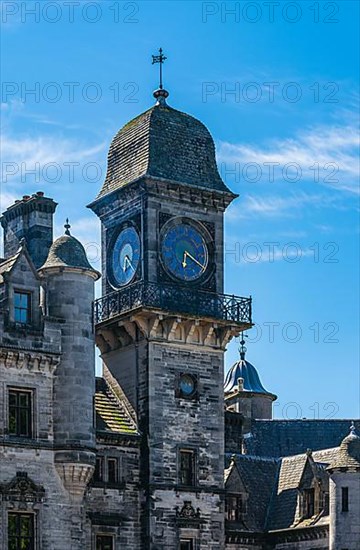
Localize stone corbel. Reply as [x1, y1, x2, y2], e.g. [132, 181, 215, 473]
[119, 321, 137, 343]
[184, 319, 200, 343]
[97, 328, 118, 351]
[164, 317, 181, 340]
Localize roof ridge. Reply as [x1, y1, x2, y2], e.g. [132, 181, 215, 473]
[103, 365, 138, 426]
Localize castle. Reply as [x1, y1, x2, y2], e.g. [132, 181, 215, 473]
[0, 84, 359, 550]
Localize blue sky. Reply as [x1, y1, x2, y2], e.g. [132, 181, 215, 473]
[1, 0, 359, 419]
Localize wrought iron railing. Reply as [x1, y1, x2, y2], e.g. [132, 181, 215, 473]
[93, 281, 252, 326]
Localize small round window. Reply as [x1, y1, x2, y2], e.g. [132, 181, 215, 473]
[179, 374, 196, 397]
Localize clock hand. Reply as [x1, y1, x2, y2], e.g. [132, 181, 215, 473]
[184, 251, 205, 270]
[182, 252, 187, 268]
[123, 255, 135, 271]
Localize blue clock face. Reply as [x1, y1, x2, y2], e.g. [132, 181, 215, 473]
[161, 222, 208, 281]
[111, 227, 141, 287]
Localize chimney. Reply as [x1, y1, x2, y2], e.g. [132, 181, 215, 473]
[0, 192, 57, 268]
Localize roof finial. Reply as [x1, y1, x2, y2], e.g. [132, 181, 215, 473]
[64, 218, 71, 235]
[239, 331, 248, 360]
[350, 421, 356, 436]
[152, 47, 169, 105]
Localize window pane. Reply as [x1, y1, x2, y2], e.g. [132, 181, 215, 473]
[19, 408, 30, 436]
[9, 407, 17, 434]
[94, 457, 103, 482]
[20, 515, 32, 536]
[180, 450, 195, 486]
[14, 307, 22, 323]
[9, 392, 18, 407]
[108, 459, 118, 483]
[20, 309, 28, 323]
[8, 513, 34, 550]
[8, 514, 17, 536]
[8, 389, 32, 437]
[14, 292, 30, 324]
[96, 535, 114, 550]
[19, 393, 30, 408]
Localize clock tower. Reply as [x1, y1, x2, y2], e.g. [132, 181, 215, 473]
[88, 81, 252, 549]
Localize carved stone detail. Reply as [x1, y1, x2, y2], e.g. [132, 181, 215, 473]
[175, 501, 201, 519]
[0, 472, 45, 504]
[95, 310, 242, 353]
[0, 349, 59, 373]
[55, 463, 94, 502]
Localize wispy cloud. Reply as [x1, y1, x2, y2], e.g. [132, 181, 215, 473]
[218, 118, 359, 195]
[227, 191, 345, 220]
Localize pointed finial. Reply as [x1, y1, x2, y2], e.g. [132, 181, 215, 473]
[152, 47, 169, 105]
[239, 331, 248, 360]
[64, 218, 71, 235]
[350, 421, 356, 436]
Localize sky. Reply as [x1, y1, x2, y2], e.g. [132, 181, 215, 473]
[1, 0, 359, 419]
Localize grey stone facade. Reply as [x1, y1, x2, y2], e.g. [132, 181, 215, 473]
[0, 93, 359, 549]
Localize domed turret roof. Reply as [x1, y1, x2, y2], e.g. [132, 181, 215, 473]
[328, 423, 360, 471]
[39, 221, 100, 278]
[97, 99, 232, 199]
[224, 339, 275, 398]
[224, 358, 274, 396]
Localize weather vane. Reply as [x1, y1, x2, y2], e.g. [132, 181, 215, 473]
[64, 218, 71, 236]
[152, 47, 167, 90]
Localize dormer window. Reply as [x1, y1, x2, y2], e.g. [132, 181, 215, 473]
[304, 488, 315, 518]
[14, 290, 31, 324]
[226, 494, 247, 521]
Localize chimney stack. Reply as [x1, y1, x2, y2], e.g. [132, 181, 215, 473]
[0, 192, 58, 269]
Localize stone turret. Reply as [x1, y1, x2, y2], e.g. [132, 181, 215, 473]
[0, 191, 57, 268]
[38, 222, 100, 500]
[327, 423, 360, 550]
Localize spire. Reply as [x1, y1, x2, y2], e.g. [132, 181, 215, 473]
[152, 47, 169, 105]
[239, 331, 248, 360]
[64, 218, 71, 236]
[350, 421, 357, 436]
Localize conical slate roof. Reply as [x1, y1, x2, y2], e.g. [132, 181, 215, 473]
[39, 224, 100, 278]
[224, 358, 273, 396]
[328, 423, 360, 471]
[97, 101, 232, 198]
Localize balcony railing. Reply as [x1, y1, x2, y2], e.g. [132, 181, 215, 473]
[93, 280, 252, 326]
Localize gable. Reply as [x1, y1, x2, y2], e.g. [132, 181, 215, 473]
[225, 461, 247, 494]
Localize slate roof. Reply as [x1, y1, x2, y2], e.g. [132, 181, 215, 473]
[225, 445, 348, 535]
[97, 102, 232, 198]
[225, 453, 279, 532]
[266, 453, 307, 530]
[243, 419, 360, 458]
[39, 232, 100, 278]
[0, 252, 20, 284]
[224, 358, 275, 397]
[95, 377, 138, 436]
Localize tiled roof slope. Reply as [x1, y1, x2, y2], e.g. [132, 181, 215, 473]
[0, 253, 20, 284]
[243, 419, 360, 458]
[266, 453, 307, 530]
[98, 103, 231, 198]
[328, 425, 360, 470]
[95, 377, 138, 436]
[225, 454, 279, 532]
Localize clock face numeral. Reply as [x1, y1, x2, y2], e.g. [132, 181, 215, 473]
[111, 227, 141, 287]
[161, 222, 208, 282]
